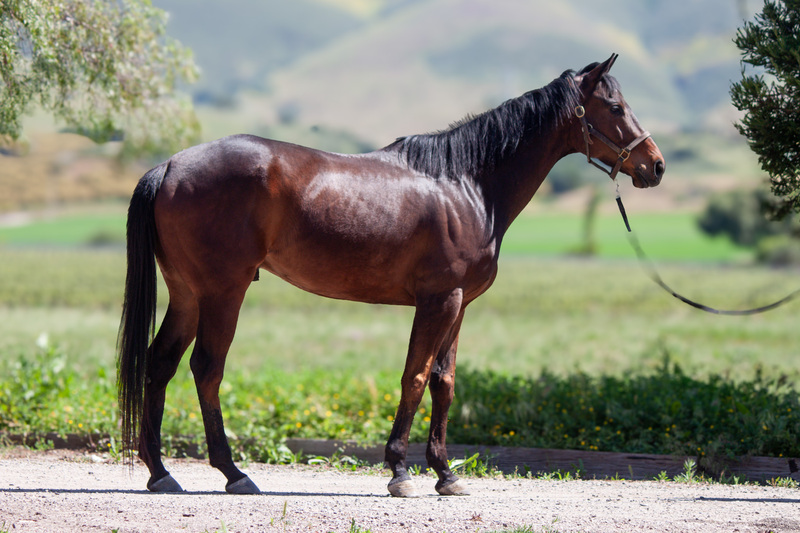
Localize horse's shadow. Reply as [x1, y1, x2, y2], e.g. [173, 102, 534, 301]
[0, 487, 384, 498]
[695, 496, 800, 505]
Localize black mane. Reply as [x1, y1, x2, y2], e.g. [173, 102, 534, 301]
[385, 70, 581, 180]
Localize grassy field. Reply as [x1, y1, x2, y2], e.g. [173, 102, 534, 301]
[0, 206, 748, 260]
[1, 208, 799, 465]
[0, 247, 795, 377]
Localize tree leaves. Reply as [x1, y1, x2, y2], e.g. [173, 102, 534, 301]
[0, 0, 200, 157]
[731, 0, 800, 215]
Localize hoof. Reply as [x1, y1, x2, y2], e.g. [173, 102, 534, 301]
[388, 477, 420, 498]
[148, 474, 184, 493]
[436, 478, 469, 496]
[226, 475, 261, 494]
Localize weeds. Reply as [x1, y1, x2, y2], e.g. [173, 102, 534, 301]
[767, 476, 799, 488]
[105, 436, 122, 463]
[408, 464, 424, 476]
[348, 519, 372, 533]
[449, 451, 500, 477]
[307, 449, 371, 471]
[3, 340, 800, 469]
[654, 470, 670, 482]
[487, 525, 556, 533]
[448, 360, 800, 459]
[202, 521, 230, 533]
[269, 501, 289, 532]
[536, 469, 582, 482]
[673, 459, 700, 483]
[717, 472, 749, 485]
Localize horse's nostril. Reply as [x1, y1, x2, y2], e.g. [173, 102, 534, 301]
[654, 160, 665, 179]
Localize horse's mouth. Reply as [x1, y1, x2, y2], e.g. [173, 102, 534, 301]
[634, 165, 663, 189]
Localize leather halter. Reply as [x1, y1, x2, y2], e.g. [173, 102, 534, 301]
[574, 104, 652, 181]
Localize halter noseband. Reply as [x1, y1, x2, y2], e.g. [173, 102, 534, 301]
[574, 105, 651, 181]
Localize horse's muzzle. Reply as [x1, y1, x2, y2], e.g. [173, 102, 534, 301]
[634, 159, 665, 188]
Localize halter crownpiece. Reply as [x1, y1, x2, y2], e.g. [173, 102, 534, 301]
[574, 105, 651, 181]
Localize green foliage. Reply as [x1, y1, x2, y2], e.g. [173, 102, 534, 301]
[347, 519, 372, 533]
[449, 451, 500, 477]
[0, 0, 200, 157]
[447, 361, 800, 458]
[672, 458, 700, 484]
[0, 339, 117, 438]
[3, 340, 800, 462]
[697, 187, 800, 265]
[731, 0, 800, 215]
[697, 188, 800, 247]
[768, 476, 799, 488]
[756, 234, 800, 266]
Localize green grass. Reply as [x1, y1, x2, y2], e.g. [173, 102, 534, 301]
[1, 249, 797, 378]
[502, 211, 750, 262]
[0, 208, 749, 262]
[0, 211, 126, 247]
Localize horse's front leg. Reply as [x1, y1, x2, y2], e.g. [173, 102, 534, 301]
[385, 289, 463, 497]
[426, 310, 468, 495]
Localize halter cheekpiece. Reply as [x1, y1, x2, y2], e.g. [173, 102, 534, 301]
[574, 104, 651, 181]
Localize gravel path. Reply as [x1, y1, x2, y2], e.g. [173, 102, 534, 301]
[2, 450, 800, 532]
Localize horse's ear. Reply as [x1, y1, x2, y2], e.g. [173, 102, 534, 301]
[577, 53, 618, 97]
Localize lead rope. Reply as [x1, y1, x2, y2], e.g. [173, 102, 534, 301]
[615, 182, 800, 315]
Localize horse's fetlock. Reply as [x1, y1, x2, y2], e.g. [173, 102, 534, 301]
[385, 439, 407, 465]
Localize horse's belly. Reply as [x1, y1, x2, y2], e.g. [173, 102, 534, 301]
[260, 248, 417, 306]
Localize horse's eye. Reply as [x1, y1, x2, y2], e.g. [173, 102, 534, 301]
[610, 104, 624, 116]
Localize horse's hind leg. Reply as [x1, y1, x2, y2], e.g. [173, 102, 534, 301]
[190, 288, 259, 494]
[140, 287, 198, 492]
[427, 311, 468, 496]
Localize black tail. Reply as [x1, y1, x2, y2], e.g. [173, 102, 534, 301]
[117, 161, 169, 460]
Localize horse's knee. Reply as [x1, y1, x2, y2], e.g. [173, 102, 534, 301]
[401, 372, 428, 396]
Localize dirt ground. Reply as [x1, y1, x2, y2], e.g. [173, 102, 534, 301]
[1, 449, 800, 533]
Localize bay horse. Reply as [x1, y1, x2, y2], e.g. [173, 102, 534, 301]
[118, 54, 665, 497]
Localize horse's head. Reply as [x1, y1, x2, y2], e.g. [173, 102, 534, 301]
[572, 54, 665, 189]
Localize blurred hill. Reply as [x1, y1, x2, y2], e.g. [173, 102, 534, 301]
[157, 0, 756, 146]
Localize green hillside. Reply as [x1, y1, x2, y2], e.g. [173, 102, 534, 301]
[154, 0, 753, 147]
[154, 0, 364, 97]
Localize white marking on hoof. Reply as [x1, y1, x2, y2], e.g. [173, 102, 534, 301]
[148, 474, 184, 493]
[436, 478, 469, 496]
[226, 475, 261, 494]
[388, 478, 420, 498]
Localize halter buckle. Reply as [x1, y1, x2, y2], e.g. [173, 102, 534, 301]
[574, 105, 586, 118]
[619, 148, 631, 162]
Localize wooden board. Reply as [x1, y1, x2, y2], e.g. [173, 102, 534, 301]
[286, 438, 797, 483]
[3, 433, 795, 483]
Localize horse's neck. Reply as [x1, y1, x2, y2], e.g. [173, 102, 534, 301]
[484, 127, 575, 234]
